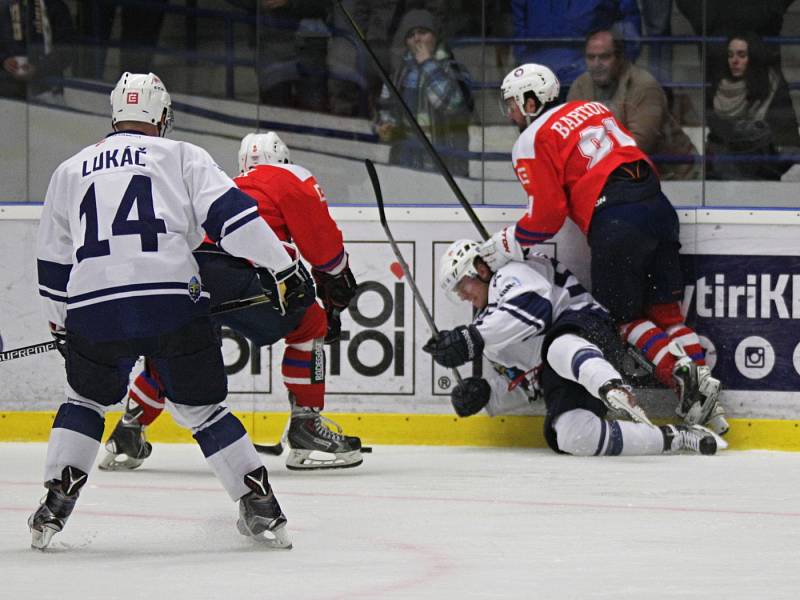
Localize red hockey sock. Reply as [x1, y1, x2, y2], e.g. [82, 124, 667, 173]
[282, 342, 325, 409]
[128, 367, 166, 426]
[645, 302, 706, 365]
[620, 319, 677, 389]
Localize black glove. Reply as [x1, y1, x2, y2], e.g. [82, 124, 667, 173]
[49, 322, 67, 359]
[325, 307, 343, 344]
[263, 261, 314, 315]
[422, 325, 484, 368]
[451, 377, 491, 417]
[313, 261, 358, 311]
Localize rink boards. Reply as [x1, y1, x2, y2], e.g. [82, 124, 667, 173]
[1, 204, 799, 449]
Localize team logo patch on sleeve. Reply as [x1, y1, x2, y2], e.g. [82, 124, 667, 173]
[188, 276, 202, 303]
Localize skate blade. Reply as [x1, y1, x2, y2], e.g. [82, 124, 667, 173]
[30, 524, 59, 550]
[237, 519, 293, 549]
[605, 398, 653, 427]
[285, 449, 363, 471]
[98, 451, 145, 471]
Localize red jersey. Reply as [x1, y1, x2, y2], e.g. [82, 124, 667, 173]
[511, 100, 650, 247]
[234, 164, 346, 273]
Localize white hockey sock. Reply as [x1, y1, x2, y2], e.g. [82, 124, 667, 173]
[547, 333, 623, 397]
[553, 409, 664, 456]
[44, 399, 106, 481]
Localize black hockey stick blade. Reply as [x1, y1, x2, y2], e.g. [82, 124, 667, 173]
[254, 442, 285, 456]
[255, 441, 373, 456]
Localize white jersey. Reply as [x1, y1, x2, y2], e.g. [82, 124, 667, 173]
[474, 254, 607, 386]
[37, 131, 292, 341]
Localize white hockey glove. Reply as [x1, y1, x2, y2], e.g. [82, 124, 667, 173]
[478, 226, 528, 271]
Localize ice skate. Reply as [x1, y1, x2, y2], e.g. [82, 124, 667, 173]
[237, 466, 292, 549]
[673, 356, 719, 427]
[98, 403, 152, 471]
[28, 466, 88, 550]
[661, 424, 727, 455]
[286, 407, 363, 470]
[598, 380, 653, 426]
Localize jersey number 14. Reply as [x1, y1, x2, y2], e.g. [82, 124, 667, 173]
[77, 175, 167, 263]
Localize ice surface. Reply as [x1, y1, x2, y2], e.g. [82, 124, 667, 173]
[2, 443, 800, 599]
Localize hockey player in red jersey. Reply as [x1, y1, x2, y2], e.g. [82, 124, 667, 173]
[479, 63, 728, 436]
[100, 132, 363, 471]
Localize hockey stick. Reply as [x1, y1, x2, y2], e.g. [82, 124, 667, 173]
[335, 0, 489, 241]
[366, 158, 464, 388]
[0, 293, 274, 364]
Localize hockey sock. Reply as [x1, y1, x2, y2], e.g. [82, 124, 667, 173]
[546, 333, 623, 397]
[44, 399, 105, 481]
[553, 409, 664, 456]
[620, 319, 677, 388]
[645, 303, 706, 365]
[282, 340, 325, 410]
[171, 402, 263, 501]
[127, 364, 166, 426]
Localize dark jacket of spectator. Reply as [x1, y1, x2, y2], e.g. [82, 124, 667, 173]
[511, 0, 641, 86]
[374, 9, 473, 176]
[0, 0, 74, 99]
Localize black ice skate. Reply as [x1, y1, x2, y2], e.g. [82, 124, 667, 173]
[660, 424, 727, 455]
[237, 466, 292, 549]
[286, 406, 363, 470]
[98, 402, 152, 471]
[28, 466, 88, 550]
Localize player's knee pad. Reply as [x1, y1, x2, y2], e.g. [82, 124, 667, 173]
[285, 302, 327, 345]
[167, 400, 230, 432]
[553, 408, 609, 456]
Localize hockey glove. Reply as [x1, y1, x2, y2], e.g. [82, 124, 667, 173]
[451, 376, 491, 417]
[478, 226, 529, 271]
[49, 322, 67, 359]
[312, 260, 358, 311]
[325, 308, 343, 344]
[422, 325, 484, 368]
[266, 261, 314, 316]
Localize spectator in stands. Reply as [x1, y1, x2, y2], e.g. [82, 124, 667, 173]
[0, 0, 74, 101]
[228, 0, 330, 112]
[706, 32, 800, 181]
[327, 0, 446, 118]
[676, 0, 794, 83]
[373, 8, 473, 176]
[75, 0, 169, 78]
[511, 0, 641, 93]
[568, 29, 699, 180]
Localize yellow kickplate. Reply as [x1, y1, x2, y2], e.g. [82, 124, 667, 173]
[0, 412, 798, 450]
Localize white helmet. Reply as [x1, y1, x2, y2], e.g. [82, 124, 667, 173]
[500, 63, 560, 119]
[110, 72, 173, 136]
[238, 132, 291, 173]
[439, 239, 481, 295]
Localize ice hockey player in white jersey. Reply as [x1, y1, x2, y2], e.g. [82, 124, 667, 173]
[423, 240, 727, 457]
[29, 72, 303, 550]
